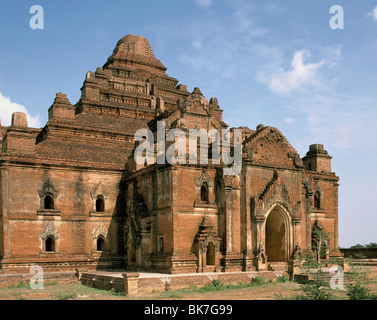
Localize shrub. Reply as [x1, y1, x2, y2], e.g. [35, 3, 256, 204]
[110, 288, 126, 296]
[277, 275, 289, 283]
[8, 281, 30, 289]
[55, 293, 77, 300]
[212, 279, 223, 288]
[346, 265, 377, 300]
[252, 276, 266, 286]
[347, 283, 372, 300]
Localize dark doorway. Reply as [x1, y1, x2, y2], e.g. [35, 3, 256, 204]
[206, 242, 215, 266]
[265, 210, 286, 262]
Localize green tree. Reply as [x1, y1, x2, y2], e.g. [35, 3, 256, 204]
[297, 227, 338, 300]
[346, 264, 377, 300]
[350, 244, 364, 249]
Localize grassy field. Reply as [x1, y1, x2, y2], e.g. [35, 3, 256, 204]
[0, 275, 376, 300]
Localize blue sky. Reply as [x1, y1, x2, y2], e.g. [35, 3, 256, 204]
[1, 0, 377, 248]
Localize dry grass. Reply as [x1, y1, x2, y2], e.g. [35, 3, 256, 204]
[0, 276, 376, 300]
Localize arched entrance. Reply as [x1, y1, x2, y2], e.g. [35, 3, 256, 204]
[265, 209, 286, 262]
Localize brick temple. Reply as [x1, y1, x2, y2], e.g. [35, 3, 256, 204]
[0, 35, 341, 274]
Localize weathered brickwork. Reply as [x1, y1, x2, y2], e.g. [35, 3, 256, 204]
[0, 35, 340, 275]
[81, 270, 281, 295]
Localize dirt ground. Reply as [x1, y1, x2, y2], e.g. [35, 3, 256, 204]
[0, 277, 376, 300]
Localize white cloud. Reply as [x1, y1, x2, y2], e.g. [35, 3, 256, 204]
[367, 6, 377, 20]
[258, 49, 325, 95]
[323, 44, 343, 62]
[283, 118, 296, 124]
[261, 3, 282, 15]
[148, 0, 273, 85]
[231, 2, 268, 39]
[192, 41, 203, 50]
[0, 92, 40, 128]
[284, 92, 377, 152]
[193, 0, 212, 8]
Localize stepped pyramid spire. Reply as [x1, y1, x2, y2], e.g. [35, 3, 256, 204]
[103, 34, 167, 76]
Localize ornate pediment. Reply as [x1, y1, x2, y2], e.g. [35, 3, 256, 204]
[243, 126, 304, 169]
[92, 223, 108, 240]
[195, 170, 213, 188]
[251, 171, 300, 222]
[194, 170, 216, 208]
[180, 87, 210, 115]
[90, 182, 108, 200]
[38, 178, 59, 198]
[195, 217, 221, 248]
[40, 221, 60, 241]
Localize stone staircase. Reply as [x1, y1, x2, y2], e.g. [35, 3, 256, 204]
[294, 271, 359, 287]
[354, 259, 377, 267]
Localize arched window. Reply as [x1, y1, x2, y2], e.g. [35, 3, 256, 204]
[308, 162, 312, 171]
[314, 191, 321, 209]
[96, 196, 105, 212]
[45, 236, 55, 252]
[96, 236, 105, 251]
[201, 183, 209, 203]
[44, 194, 54, 210]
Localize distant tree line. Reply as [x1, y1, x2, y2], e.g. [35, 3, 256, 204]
[350, 243, 377, 249]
